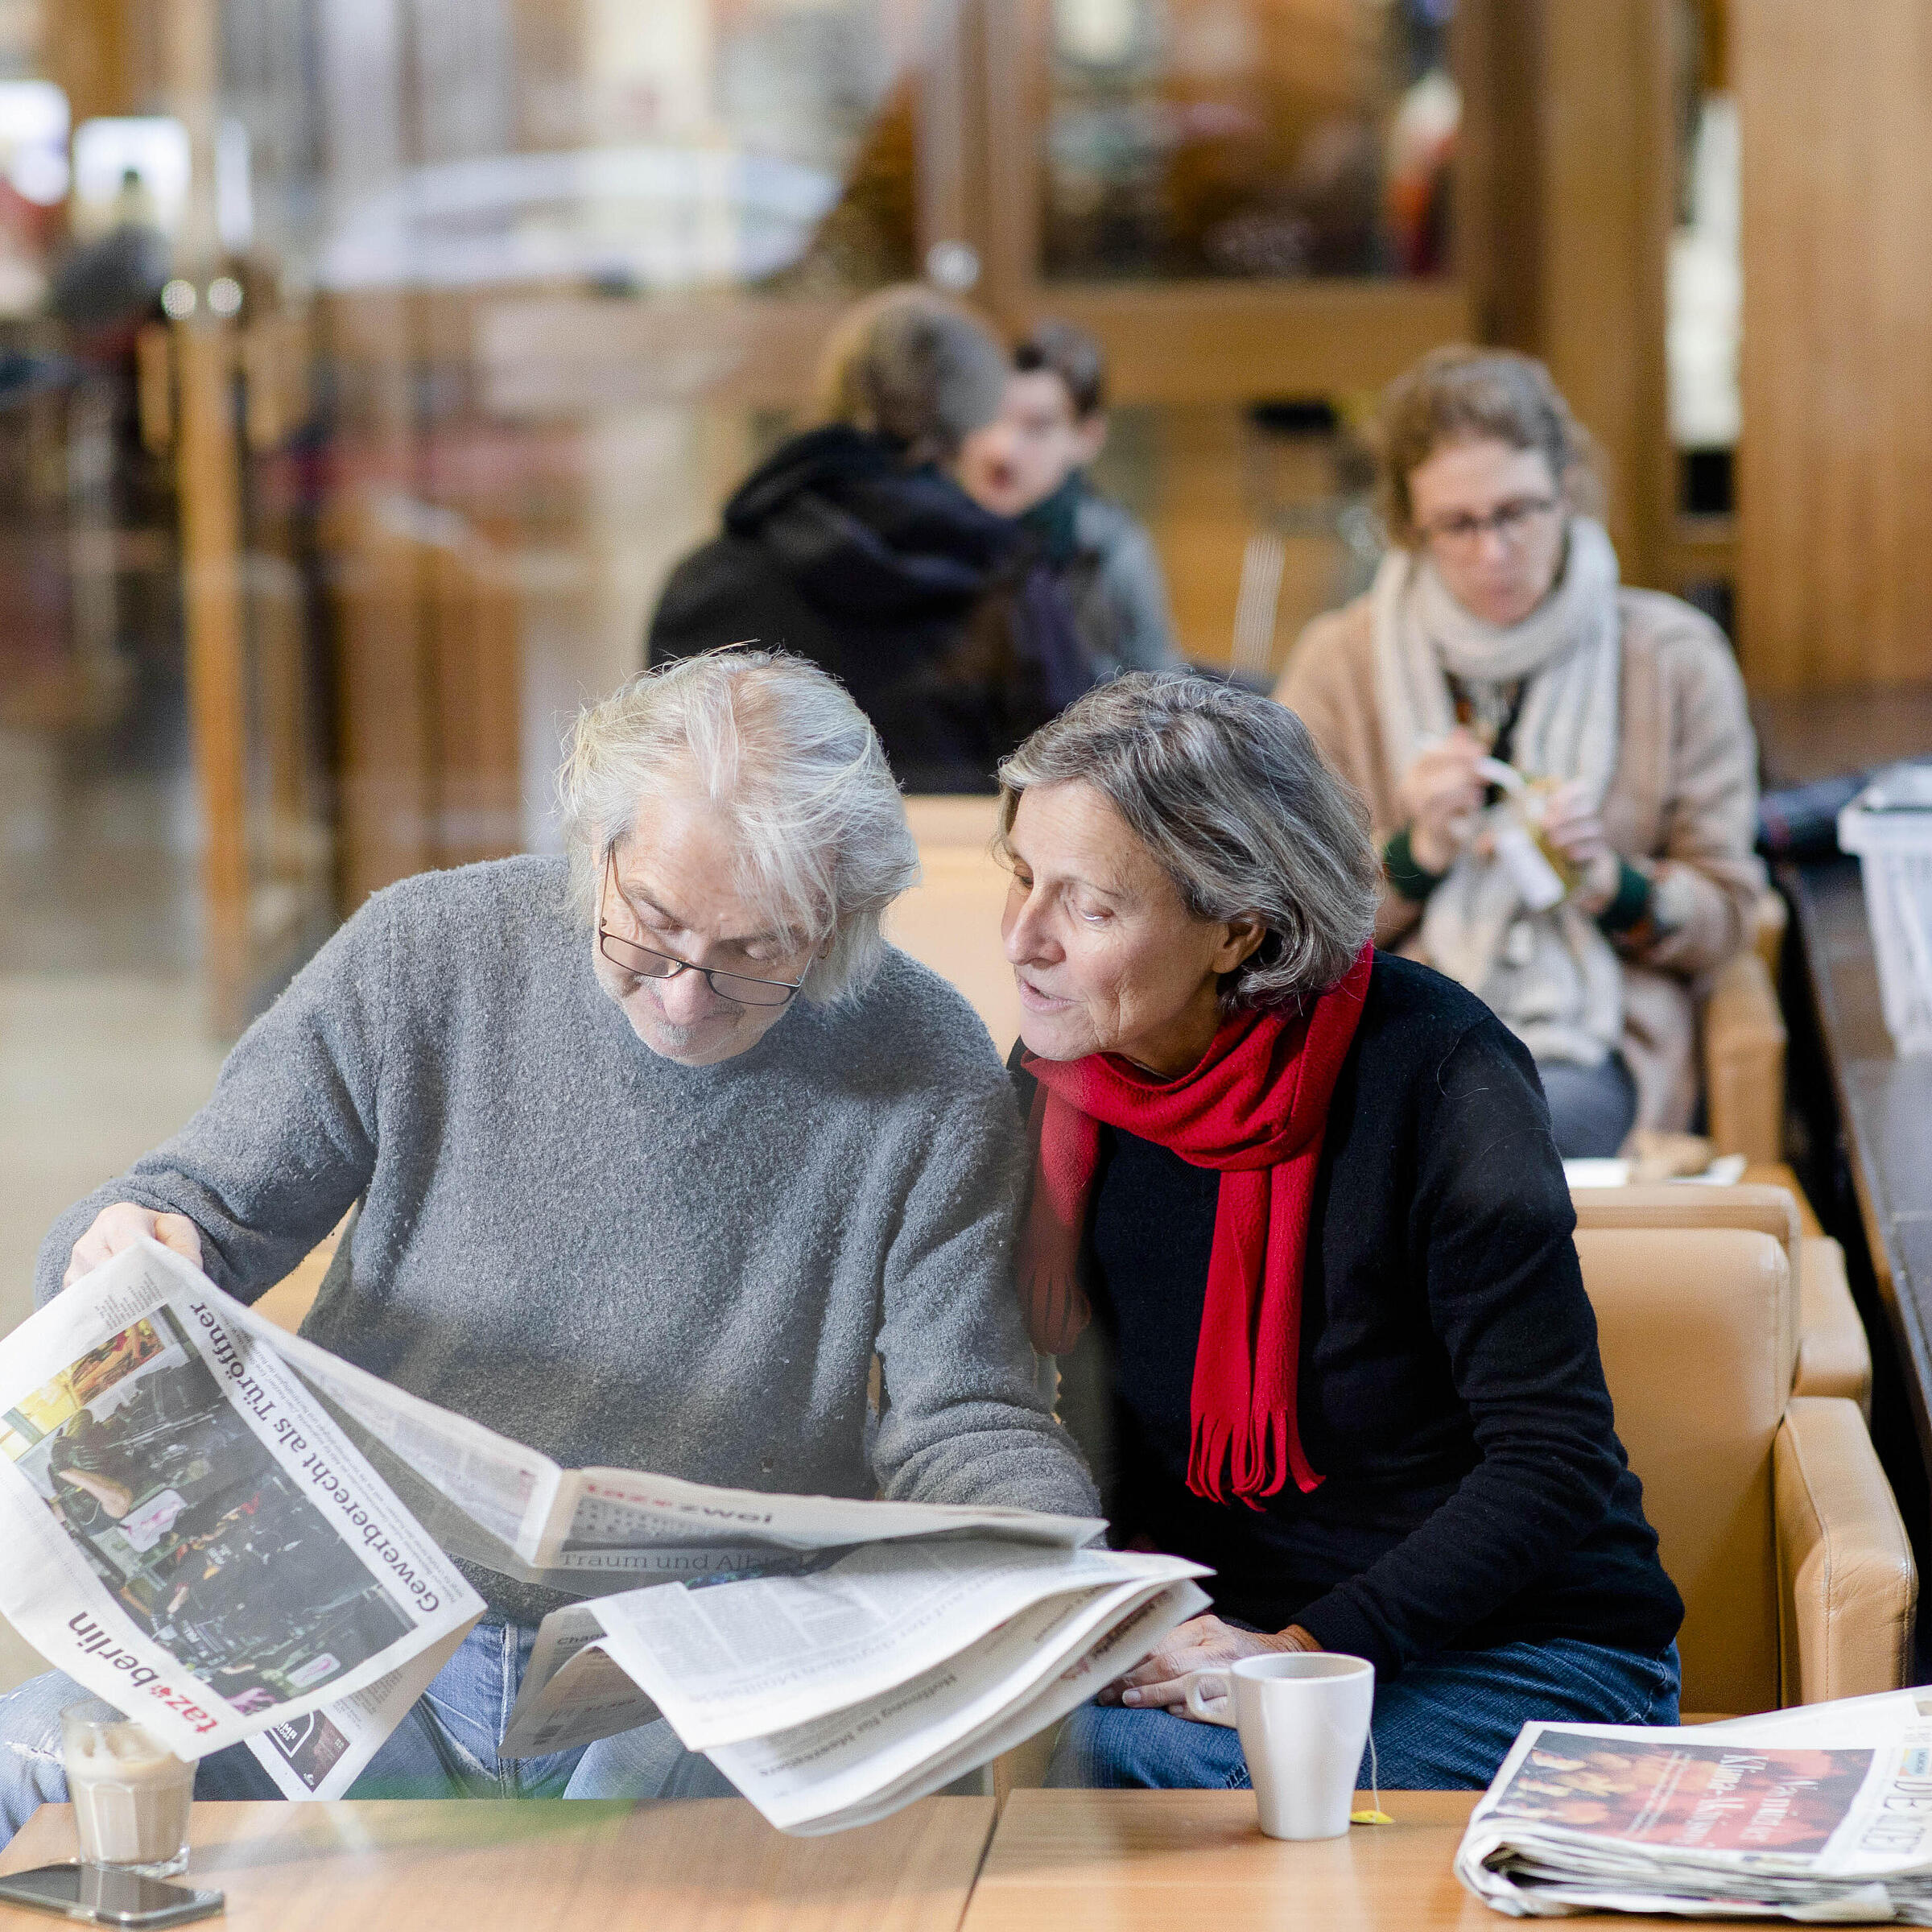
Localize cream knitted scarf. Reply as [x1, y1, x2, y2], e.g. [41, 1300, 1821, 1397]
[1371, 517, 1624, 1067]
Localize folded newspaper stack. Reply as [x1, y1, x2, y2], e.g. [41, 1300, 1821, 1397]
[1456, 1691, 1932, 1922]
[0, 1241, 1209, 1833]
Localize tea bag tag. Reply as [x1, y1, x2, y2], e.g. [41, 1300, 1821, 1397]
[1351, 1733, 1393, 1824]
[1491, 819, 1567, 912]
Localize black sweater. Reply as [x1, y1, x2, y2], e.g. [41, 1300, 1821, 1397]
[1012, 955, 1683, 1680]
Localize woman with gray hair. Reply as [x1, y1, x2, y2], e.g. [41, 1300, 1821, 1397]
[647, 283, 1092, 791]
[999, 674, 1681, 1794]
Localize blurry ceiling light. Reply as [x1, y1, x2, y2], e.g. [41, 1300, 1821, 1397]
[10, 145, 68, 205]
[160, 278, 196, 319]
[1055, 0, 1140, 67]
[216, 120, 253, 255]
[925, 240, 980, 291]
[0, 79, 69, 206]
[73, 118, 191, 237]
[314, 146, 839, 292]
[207, 276, 243, 317]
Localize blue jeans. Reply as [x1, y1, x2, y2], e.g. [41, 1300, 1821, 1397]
[0, 1620, 734, 1847]
[1048, 1638, 1680, 1792]
[1539, 1055, 1639, 1160]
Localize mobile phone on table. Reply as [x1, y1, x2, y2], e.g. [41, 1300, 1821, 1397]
[0, 1864, 223, 1926]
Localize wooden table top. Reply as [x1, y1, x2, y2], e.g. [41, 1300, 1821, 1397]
[0, 1798, 996, 1932]
[960, 1789, 1678, 1932]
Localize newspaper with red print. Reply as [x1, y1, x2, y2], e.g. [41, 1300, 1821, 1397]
[1457, 1691, 1932, 1920]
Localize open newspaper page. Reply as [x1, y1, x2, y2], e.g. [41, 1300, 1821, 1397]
[580, 1542, 1204, 1750]
[0, 1245, 483, 1766]
[2, 1240, 1178, 1824]
[164, 1245, 1105, 1585]
[499, 1543, 1204, 1756]
[1455, 1690, 1932, 1922]
[708, 1576, 1212, 1833]
[499, 1546, 1210, 1833]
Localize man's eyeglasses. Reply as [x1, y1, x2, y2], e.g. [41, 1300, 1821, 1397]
[597, 849, 805, 1009]
[1418, 495, 1561, 551]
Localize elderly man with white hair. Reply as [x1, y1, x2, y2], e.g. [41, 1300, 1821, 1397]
[0, 649, 1095, 1832]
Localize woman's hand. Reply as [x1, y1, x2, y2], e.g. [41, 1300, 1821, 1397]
[1100, 1614, 1319, 1718]
[1539, 780, 1621, 914]
[1396, 731, 1487, 875]
[64, 1203, 203, 1289]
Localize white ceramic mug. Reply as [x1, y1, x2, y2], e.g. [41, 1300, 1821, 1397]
[1181, 1653, 1375, 1840]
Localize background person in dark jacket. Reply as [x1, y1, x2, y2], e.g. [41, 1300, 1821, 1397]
[646, 285, 1093, 793]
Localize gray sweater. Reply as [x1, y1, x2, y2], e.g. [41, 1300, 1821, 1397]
[35, 857, 1096, 1618]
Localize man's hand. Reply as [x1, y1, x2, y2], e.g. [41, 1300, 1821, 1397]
[64, 1203, 203, 1289]
[1539, 778, 1621, 914]
[1395, 730, 1487, 875]
[1102, 1613, 1319, 1718]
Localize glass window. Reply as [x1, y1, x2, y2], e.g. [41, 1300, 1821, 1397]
[226, 0, 919, 302]
[1042, 0, 1459, 282]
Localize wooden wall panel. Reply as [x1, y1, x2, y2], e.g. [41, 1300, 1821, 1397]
[1450, 0, 1544, 356]
[1534, 0, 1674, 591]
[1736, 2, 1932, 691]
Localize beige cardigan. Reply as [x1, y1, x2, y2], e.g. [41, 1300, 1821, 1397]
[1278, 587, 1765, 1132]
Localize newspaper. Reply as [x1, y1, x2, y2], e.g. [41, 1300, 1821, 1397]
[497, 1542, 1210, 1831]
[1455, 1690, 1932, 1921]
[0, 1245, 483, 1794]
[1, 1240, 1204, 1829]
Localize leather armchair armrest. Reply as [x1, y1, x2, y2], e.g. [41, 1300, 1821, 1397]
[1795, 1237, 1873, 1418]
[1704, 947, 1788, 1165]
[1774, 1397, 1916, 1705]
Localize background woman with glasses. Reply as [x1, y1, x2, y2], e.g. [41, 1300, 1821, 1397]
[1278, 347, 1762, 1157]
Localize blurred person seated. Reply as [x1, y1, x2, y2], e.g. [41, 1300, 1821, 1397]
[0, 650, 1095, 1842]
[1278, 348, 1762, 1158]
[998, 675, 1682, 1792]
[648, 287, 1094, 793]
[959, 320, 1182, 680]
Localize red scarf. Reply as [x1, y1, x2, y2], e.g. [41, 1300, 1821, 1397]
[1019, 944, 1373, 1509]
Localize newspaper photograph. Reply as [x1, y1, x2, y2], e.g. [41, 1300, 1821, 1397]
[1456, 1690, 1932, 1921]
[0, 1247, 483, 1763]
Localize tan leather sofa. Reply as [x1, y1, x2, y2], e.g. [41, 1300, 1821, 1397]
[888, 796, 1020, 1057]
[1573, 1183, 1871, 1417]
[991, 1219, 1913, 1794]
[1703, 895, 1789, 1166]
[1577, 1225, 1913, 1714]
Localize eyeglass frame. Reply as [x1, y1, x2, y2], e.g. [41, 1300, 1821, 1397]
[596, 846, 807, 1009]
[1416, 493, 1563, 552]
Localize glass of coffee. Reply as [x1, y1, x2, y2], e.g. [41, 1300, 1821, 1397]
[60, 1700, 195, 1877]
